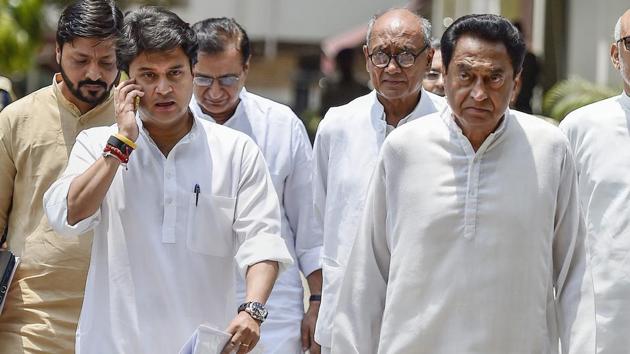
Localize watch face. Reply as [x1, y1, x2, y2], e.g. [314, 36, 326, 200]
[249, 302, 268, 320]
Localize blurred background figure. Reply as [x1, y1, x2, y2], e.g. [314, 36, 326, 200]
[0, 76, 15, 111]
[319, 47, 370, 116]
[511, 21, 540, 113]
[422, 40, 445, 96]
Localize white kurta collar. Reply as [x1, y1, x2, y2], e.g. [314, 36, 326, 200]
[441, 106, 510, 156]
[189, 88, 248, 127]
[619, 90, 630, 111]
[375, 88, 436, 128]
[136, 110, 199, 140]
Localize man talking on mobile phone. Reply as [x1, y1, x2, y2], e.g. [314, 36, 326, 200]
[44, 6, 292, 354]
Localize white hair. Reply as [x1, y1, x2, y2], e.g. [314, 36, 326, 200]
[615, 15, 622, 41]
[366, 8, 432, 46]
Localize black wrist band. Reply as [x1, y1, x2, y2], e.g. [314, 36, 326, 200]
[309, 294, 321, 302]
[107, 135, 134, 155]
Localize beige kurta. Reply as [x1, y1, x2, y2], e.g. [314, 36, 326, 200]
[0, 74, 113, 353]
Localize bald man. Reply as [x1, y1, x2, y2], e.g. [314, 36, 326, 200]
[333, 13, 594, 353]
[312, 8, 445, 353]
[560, 9, 630, 353]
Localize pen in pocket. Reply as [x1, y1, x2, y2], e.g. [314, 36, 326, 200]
[194, 184, 200, 206]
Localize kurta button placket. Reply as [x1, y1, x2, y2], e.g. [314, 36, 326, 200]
[463, 157, 479, 240]
[162, 152, 178, 244]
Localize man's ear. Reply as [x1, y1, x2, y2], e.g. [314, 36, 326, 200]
[243, 55, 251, 74]
[611, 42, 621, 70]
[511, 70, 523, 107]
[513, 70, 522, 92]
[363, 45, 370, 72]
[56, 43, 62, 65]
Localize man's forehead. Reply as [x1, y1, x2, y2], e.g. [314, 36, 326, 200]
[64, 37, 116, 54]
[369, 29, 422, 49]
[197, 45, 241, 61]
[132, 47, 188, 70]
[453, 58, 507, 73]
[622, 11, 630, 37]
[450, 36, 512, 71]
[194, 48, 244, 74]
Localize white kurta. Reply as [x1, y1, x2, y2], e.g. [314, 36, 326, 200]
[312, 89, 445, 347]
[190, 88, 321, 354]
[560, 92, 630, 353]
[331, 108, 595, 354]
[43, 114, 293, 354]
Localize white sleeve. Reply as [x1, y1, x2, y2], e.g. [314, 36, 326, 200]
[553, 143, 596, 354]
[285, 119, 322, 277]
[233, 139, 294, 279]
[43, 130, 102, 237]
[331, 146, 390, 354]
[312, 120, 329, 262]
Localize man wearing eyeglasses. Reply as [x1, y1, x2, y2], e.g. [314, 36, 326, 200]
[312, 8, 445, 354]
[560, 9, 630, 353]
[190, 18, 323, 354]
[331, 13, 595, 353]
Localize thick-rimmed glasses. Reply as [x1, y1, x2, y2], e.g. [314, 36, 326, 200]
[368, 44, 429, 68]
[193, 74, 241, 87]
[618, 36, 630, 51]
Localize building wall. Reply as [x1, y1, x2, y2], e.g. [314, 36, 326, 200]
[173, 0, 398, 43]
[567, 0, 628, 88]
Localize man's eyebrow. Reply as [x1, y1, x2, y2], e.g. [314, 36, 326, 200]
[70, 52, 114, 60]
[455, 62, 472, 70]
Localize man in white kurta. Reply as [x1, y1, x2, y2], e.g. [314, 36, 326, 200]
[559, 10, 630, 353]
[313, 10, 445, 352]
[43, 7, 292, 354]
[331, 14, 595, 354]
[44, 115, 292, 353]
[190, 17, 323, 354]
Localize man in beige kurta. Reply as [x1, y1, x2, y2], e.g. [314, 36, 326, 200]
[0, 1, 123, 352]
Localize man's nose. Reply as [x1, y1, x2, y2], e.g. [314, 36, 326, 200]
[470, 77, 488, 101]
[156, 77, 173, 95]
[384, 57, 402, 74]
[207, 81, 223, 99]
[85, 61, 102, 81]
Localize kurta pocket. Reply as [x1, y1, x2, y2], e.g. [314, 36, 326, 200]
[186, 194, 236, 257]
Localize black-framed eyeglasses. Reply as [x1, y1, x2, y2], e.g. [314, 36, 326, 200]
[193, 74, 241, 87]
[618, 36, 630, 51]
[368, 44, 429, 68]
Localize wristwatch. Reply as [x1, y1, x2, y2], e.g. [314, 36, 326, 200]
[238, 301, 268, 323]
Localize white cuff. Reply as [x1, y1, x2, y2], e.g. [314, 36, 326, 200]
[234, 233, 294, 279]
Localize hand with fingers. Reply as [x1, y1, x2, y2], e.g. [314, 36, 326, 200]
[114, 78, 144, 141]
[221, 311, 260, 354]
[301, 302, 321, 354]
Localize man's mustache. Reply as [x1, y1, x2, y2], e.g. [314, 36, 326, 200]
[78, 80, 107, 89]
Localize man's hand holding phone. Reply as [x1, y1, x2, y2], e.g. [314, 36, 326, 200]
[114, 78, 144, 141]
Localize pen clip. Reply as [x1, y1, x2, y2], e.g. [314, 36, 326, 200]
[194, 184, 200, 207]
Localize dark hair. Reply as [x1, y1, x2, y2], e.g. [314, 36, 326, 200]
[56, 0, 123, 47]
[117, 6, 198, 72]
[192, 18, 251, 65]
[440, 14, 525, 75]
